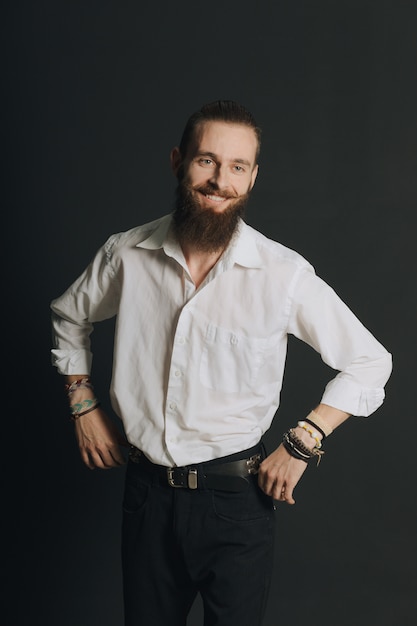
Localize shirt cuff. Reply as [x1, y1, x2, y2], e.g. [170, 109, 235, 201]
[320, 377, 386, 417]
[51, 349, 93, 375]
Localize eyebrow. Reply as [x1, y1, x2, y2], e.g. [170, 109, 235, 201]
[195, 151, 252, 167]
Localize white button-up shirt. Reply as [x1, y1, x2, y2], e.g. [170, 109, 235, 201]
[51, 215, 392, 466]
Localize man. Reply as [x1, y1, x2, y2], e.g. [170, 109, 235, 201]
[51, 100, 392, 626]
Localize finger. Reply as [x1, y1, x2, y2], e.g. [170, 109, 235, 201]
[258, 471, 283, 498]
[271, 481, 285, 499]
[87, 447, 118, 469]
[284, 491, 296, 505]
[98, 449, 122, 468]
[277, 485, 295, 505]
[88, 451, 111, 469]
[257, 463, 272, 493]
[272, 481, 287, 500]
[107, 438, 128, 464]
[257, 468, 271, 494]
[109, 446, 126, 466]
[80, 449, 96, 470]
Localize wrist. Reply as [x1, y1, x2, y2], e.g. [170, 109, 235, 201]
[68, 387, 97, 403]
[64, 376, 100, 421]
[70, 400, 101, 421]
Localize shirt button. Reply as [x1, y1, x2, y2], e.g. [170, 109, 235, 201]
[174, 370, 182, 378]
[178, 337, 185, 345]
[169, 402, 177, 410]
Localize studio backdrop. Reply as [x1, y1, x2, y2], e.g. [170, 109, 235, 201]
[4, 2, 416, 625]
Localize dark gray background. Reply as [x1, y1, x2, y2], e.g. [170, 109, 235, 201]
[4, 1, 417, 624]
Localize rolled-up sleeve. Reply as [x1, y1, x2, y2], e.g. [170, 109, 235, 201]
[50, 236, 121, 375]
[287, 268, 392, 417]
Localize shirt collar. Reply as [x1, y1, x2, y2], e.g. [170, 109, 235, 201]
[135, 214, 263, 270]
[224, 219, 263, 269]
[135, 215, 172, 250]
[135, 214, 187, 268]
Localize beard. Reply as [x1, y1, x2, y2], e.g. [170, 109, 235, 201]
[172, 180, 250, 253]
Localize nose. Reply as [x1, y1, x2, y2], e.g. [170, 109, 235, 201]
[209, 165, 230, 191]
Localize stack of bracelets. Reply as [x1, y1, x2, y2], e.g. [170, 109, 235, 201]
[64, 377, 101, 421]
[282, 411, 332, 466]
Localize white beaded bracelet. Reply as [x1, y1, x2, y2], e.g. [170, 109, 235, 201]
[297, 421, 322, 448]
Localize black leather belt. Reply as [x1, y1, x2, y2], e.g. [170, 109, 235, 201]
[128, 445, 263, 492]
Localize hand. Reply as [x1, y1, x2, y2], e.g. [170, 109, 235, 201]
[73, 407, 129, 470]
[257, 443, 308, 504]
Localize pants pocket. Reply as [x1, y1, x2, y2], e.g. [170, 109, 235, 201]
[211, 478, 274, 523]
[122, 472, 149, 514]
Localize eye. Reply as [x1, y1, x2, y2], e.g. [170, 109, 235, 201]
[233, 165, 246, 173]
[199, 158, 213, 167]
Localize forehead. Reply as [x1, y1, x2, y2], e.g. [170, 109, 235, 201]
[189, 121, 258, 164]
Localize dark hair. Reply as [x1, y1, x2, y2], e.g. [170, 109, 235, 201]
[178, 100, 261, 161]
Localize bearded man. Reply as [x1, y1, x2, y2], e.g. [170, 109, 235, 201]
[51, 100, 392, 626]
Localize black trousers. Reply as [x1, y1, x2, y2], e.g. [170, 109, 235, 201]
[122, 444, 276, 626]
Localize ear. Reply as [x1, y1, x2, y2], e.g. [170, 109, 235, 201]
[249, 163, 259, 190]
[170, 147, 182, 177]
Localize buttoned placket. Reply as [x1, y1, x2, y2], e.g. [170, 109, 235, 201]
[159, 229, 253, 463]
[163, 255, 233, 462]
[164, 268, 194, 456]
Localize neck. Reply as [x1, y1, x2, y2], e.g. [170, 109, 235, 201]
[180, 241, 226, 289]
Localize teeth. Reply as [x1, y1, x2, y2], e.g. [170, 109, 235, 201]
[206, 194, 226, 202]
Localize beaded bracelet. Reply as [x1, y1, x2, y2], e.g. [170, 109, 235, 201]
[65, 377, 93, 395]
[71, 401, 101, 421]
[297, 421, 322, 448]
[303, 417, 327, 440]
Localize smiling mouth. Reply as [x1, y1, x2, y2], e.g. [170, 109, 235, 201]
[205, 194, 229, 203]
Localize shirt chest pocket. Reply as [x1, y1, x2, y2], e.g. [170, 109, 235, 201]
[199, 324, 270, 394]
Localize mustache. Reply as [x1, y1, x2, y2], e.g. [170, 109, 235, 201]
[194, 183, 238, 200]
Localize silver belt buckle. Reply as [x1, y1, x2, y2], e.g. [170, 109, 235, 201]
[167, 467, 198, 489]
[167, 468, 181, 487]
